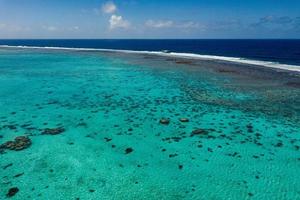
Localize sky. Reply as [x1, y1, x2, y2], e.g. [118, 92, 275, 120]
[0, 0, 299, 39]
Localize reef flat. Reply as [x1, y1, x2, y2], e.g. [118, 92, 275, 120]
[0, 48, 300, 199]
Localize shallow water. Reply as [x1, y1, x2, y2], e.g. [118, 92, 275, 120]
[0, 48, 300, 200]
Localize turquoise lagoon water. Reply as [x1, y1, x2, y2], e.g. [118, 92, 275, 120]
[0, 48, 300, 200]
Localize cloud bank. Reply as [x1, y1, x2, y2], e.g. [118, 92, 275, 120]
[145, 19, 201, 30]
[101, 1, 131, 30]
[102, 1, 117, 14]
[145, 20, 174, 28]
[109, 15, 130, 29]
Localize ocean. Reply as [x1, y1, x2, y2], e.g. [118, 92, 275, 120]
[1, 39, 300, 66]
[0, 40, 300, 199]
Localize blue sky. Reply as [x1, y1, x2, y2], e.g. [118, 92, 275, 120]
[0, 0, 299, 39]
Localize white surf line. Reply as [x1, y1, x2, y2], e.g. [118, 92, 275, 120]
[1, 45, 300, 73]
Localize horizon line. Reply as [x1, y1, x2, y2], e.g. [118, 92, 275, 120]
[1, 38, 300, 40]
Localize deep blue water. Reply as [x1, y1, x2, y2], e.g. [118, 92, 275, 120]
[0, 39, 300, 65]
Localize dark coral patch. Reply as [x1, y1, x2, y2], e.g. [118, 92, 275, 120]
[179, 118, 189, 123]
[191, 129, 209, 137]
[14, 173, 24, 178]
[6, 187, 19, 197]
[2, 163, 13, 170]
[286, 81, 300, 88]
[42, 127, 65, 135]
[0, 136, 31, 152]
[125, 147, 134, 154]
[159, 118, 170, 125]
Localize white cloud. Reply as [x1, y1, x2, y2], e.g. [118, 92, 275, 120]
[102, 1, 117, 14]
[0, 23, 30, 32]
[109, 15, 130, 29]
[42, 25, 58, 31]
[145, 19, 204, 31]
[72, 26, 80, 30]
[145, 20, 174, 28]
[180, 21, 201, 29]
[67, 26, 80, 31]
